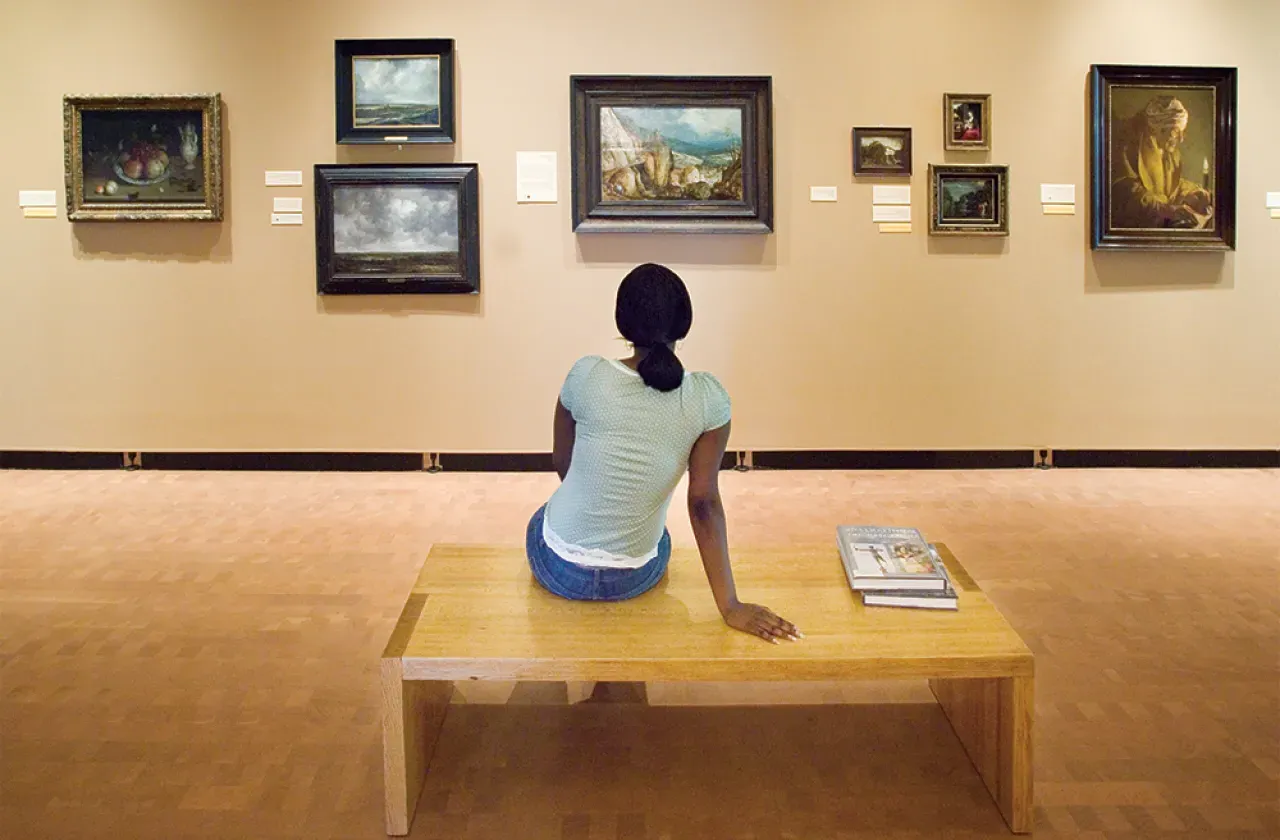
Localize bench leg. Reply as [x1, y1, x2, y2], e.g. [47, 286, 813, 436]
[380, 660, 452, 836]
[930, 675, 1033, 834]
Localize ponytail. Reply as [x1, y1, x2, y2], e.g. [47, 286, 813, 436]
[614, 262, 693, 392]
[636, 342, 684, 392]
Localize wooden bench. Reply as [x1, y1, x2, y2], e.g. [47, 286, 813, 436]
[380, 542, 1034, 835]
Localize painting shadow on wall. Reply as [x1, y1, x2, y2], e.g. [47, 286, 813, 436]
[317, 294, 482, 317]
[925, 238, 1007, 257]
[72, 220, 231, 264]
[575, 234, 776, 269]
[70, 102, 232, 264]
[1086, 252, 1232, 292]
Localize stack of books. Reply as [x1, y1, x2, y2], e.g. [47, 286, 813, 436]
[836, 525, 958, 610]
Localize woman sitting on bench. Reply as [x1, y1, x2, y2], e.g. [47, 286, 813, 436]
[526, 262, 802, 645]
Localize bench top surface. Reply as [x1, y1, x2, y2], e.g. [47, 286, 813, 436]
[385, 542, 1033, 681]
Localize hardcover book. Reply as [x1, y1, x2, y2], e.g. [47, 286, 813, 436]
[836, 525, 949, 591]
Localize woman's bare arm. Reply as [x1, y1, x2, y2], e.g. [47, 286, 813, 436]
[552, 399, 576, 481]
[686, 421, 801, 643]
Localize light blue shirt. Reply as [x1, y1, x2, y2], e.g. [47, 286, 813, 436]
[544, 355, 732, 567]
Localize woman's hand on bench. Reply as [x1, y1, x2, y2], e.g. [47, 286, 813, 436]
[721, 600, 803, 644]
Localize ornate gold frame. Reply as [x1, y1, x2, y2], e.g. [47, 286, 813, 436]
[928, 164, 1010, 237]
[63, 93, 223, 221]
[943, 92, 991, 152]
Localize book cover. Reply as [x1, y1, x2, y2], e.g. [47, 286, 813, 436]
[836, 525, 947, 591]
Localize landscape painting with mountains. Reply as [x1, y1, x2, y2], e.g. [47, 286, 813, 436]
[600, 106, 744, 201]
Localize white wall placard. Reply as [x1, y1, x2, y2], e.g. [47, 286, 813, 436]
[872, 185, 910, 205]
[1040, 184, 1076, 205]
[516, 152, 558, 203]
[265, 171, 303, 187]
[273, 197, 304, 213]
[809, 186, 837, 202]
[1267, 192, 1280, 209]
[19, 190, 57, 207]
[872, 204, 911, 223]
[271, 213, 304, 226]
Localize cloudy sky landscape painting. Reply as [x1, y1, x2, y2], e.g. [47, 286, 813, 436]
[333, 185, 458, 255]
[352, 57, 441, 127]
[354, 57, 439, 105]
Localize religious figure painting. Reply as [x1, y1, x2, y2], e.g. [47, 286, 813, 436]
[335, 39, 455, 144]
[1090, 64, 1237, 251]
[314, 164, 479, 294]
[571, 76, 773, 234]
[944, 93, 991, 151]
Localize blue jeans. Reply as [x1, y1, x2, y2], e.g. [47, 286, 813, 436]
[526, 505, 669, 601]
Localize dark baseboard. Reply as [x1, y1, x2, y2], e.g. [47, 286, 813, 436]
[1051, 449, 1280, 469]
[439, 452, 553, 473]
[137, 452, 423, 472]
[3, 448, 1276, 472]
[0, 450, 126, 470]
[750, 450, 1035, 470]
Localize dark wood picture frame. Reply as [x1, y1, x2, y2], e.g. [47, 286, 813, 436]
[570, 75, 773, 234]
[314, 164, 480, 295]
[63, 93, 223, 221]
[944, 93, 991, 151]
[335, 38, 455, 145]
[852, 127, 912, 177]
[928, 163, 1010, 236]
[1089, 64, 1236, 251]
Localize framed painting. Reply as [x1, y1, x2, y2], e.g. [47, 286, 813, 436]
[944, 93, 991, 151]
[335, 38, 455, 144]
[852, 127, 912, 177]
[314, 164, 480, 295]
[928, 164, 1009, 236]
[63, 93, 223, 221]
[1089, 64, 1236, 251]
[570, 75, 773, 234]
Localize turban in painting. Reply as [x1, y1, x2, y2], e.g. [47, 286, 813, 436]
[1143, 96, 1189, 133]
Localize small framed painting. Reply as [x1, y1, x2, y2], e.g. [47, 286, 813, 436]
[63, 93, 223, 221]
[928, 164, 1009, 236]
[570, 75, 773, 234]
[314, 164, 480, 294]
[852, 127, 912, 177]
[1089, 64, 1237, 251]
[944, 93, 991, 151]
[335, 38, 455, 144]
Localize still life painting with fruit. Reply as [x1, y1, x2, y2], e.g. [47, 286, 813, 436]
[82, 111, 204, 201]
[63, 94, 223, 221]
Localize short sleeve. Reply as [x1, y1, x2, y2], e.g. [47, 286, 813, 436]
[558, 355, 601, 417]
[697, 372, 732, 432]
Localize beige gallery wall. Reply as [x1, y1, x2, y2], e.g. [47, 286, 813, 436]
[1, 0, 1277, 453]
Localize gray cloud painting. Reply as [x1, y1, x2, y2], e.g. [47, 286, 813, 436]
[353, 57, 441, 127]
[332, 185, 458, 254]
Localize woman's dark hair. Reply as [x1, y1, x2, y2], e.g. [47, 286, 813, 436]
[615, 263, 693, 392]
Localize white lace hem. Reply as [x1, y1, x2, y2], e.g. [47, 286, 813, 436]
[542, 516, 658, 569]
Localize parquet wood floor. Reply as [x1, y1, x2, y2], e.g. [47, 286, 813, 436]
[2, 468, 1277, 839]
